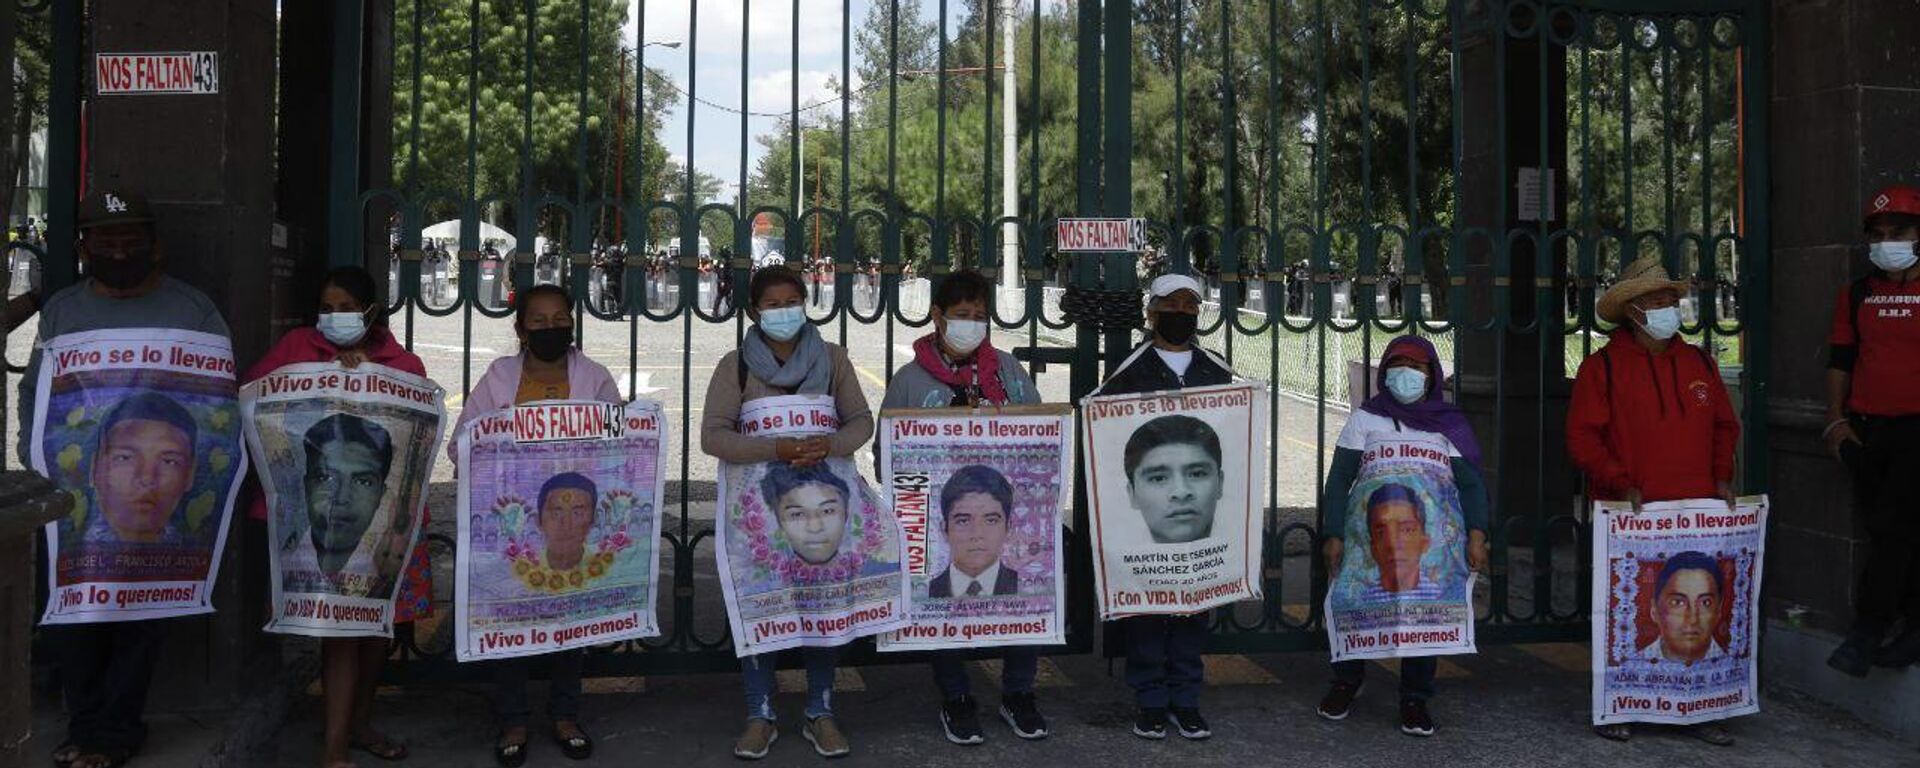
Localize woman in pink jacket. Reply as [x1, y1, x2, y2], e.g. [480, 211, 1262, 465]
[243, 267, 431, 768]
[448, 284, 621, 767]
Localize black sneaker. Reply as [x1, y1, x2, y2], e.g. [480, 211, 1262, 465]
[1316, 682, 1362, 721]
[1169, 707, 1211, 740]
[998, 692, 1050, 740]
[1828, 633, 1878, 678]
[1132, 708, 1168, 740]
[1874, 629, 1920, 668]
[940, 696, 985, 746]
[1399, 698, 1435, 737]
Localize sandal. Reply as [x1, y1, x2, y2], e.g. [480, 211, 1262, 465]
[552, 723, 593, 761]
[494, 733, 529, 768]
[68, 749, 132, 768]
[349, 736, 410, 762]
[51, 742, 80, 768]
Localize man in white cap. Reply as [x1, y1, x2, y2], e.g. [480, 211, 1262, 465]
[1566, 254, 1739, 746]
[1089, 272, 1235, 742]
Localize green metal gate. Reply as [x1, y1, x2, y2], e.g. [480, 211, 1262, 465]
[317, 0, 1769, 678]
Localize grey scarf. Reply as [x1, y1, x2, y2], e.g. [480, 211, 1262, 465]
[741, 323, 831, 395]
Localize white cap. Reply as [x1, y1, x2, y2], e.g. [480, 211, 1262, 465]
[1147, 273, 1204, 300]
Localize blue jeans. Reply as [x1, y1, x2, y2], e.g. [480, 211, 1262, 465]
[930, 646, 1040, 700]
[741, 647, 838, 722]
[1332, 656, 1437, 702]
[1122, 614, 1209, 709]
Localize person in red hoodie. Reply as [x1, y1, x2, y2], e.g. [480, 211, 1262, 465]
[244, 266, 431, 768]
[1566, 254, 1739, 746]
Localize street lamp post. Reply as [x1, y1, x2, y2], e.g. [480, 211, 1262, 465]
[999, 0, 1018, 290]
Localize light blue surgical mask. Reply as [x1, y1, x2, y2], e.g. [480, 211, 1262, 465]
[316, 311, 369, 347]
[1870, 241, 1918, 273]
[1384, 366, 1428, 404]
[758, 306, 808, 342]
[1635, 305, 1682, 340]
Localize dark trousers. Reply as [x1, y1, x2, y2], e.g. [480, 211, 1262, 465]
[47, 620, 167, 753]
[1846, 415, 1920, 636]
[1331, 657, 1437, 702]
[930, 646, 1040, 700]
[491, 649, 585, 729]
[1122, 614, 1208, 709]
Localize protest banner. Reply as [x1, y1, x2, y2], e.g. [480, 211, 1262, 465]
[454, 399, 666, 661]
[1592, 496, 1766, 726]
[1081, 382, 1267, 619]
[241, 362, 444, 638]
[33, 329, 248, 624]
[716, 394, 909, 656]
[1324, 434, 1476, 661]
[875, 405, 1071, 652]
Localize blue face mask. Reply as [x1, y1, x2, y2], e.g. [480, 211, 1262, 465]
[1384, 366, 1428, 404]
[1635, 306, 1681, 341]
[316, 311, 369, 347]
[758, 306, 807, 342]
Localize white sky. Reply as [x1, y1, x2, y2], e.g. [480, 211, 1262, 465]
[627, 0, 1045, 201]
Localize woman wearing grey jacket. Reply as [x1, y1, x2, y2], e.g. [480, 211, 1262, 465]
[880, 269, 1049, 745]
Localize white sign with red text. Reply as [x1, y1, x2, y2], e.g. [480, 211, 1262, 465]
[95, 52, 220, 95]
[1055, 218, 1147, 253]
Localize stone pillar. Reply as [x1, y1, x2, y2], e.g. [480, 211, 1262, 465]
[1758, 0, 1920, 743]
[1454, 7, 1575, 564]
[0, 473, 73, 768]
[1763, 0, 1920, 633]
[84, 0, 280, 705]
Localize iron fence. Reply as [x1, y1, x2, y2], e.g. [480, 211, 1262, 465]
[310, 0, 1773, 676]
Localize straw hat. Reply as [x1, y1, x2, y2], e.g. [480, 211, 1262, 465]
[1596, 256, 1688, 324]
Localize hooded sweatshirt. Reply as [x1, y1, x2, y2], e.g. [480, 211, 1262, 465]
[1565, 328, 1739, 502]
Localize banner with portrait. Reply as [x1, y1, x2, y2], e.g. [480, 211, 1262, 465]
[1081, 382, 1267, 619]
[715, 394, 909, 656]
[455, 400, 666, 661]
[241, 362, 445, 638]
[1592, 496, 1766, 726]
[1324, 434, 1476, 661]
[32, 329, 248, 624]
[875, 406, 1071, 652]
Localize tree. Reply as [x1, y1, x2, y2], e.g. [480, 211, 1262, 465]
[389, 0, 676, 242]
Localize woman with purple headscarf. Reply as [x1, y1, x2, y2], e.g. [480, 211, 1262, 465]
[1311, 335, 1490, 738]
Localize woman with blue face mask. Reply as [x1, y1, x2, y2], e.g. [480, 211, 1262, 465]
[699, 264, 874, 760]
[1313, 335, 1489, 737]
[241, 266, 432, 768]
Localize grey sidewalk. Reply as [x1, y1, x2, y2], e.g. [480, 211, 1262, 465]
[200, 642, 1908, 768]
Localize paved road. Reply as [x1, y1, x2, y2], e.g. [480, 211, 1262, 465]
[391, 303, 1346, 507]
[76, 640, 1911, 768]
[1, 289, 1347, 508]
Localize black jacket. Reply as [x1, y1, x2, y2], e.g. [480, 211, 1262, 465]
[1095, 342, 1235, 396]
[928, 564, 1021, 598]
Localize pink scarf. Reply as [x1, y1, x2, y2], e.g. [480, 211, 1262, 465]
[912, 333, 1008, 405]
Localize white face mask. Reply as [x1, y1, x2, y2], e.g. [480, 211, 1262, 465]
[942, 318, 988, 356]
[1635, 305, 1682, 341]
[1870, 241, 1918, 273]
[317, 311, 369, 347]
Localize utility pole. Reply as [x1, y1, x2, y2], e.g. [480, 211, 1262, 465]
[794, 126, 804, 247]
[999, 0, 1019, 290]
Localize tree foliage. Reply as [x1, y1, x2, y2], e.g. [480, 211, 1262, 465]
[389, 0, 676, 242]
